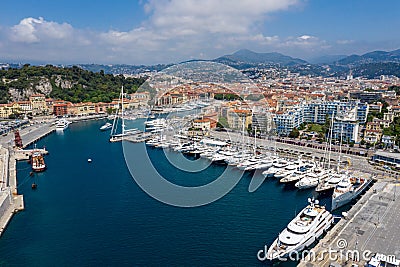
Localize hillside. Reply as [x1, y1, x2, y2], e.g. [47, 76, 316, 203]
[336, 49, 400, 66]
[213, 49, 308, 68]
[0, 65, 146, 104]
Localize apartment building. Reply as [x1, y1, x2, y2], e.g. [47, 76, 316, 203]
[227, 109, 252, 130]
[273, 108, 304, 136]
[332, 108, 360, 143]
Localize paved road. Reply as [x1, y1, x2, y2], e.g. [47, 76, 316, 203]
[0, 122, 54, 148]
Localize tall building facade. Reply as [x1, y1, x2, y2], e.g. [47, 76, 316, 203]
[273, 101, 368, 137]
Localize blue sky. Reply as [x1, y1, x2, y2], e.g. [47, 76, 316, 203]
[1, 0, 399, 64]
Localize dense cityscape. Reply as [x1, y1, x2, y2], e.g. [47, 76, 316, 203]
[1, 1, 400, 267]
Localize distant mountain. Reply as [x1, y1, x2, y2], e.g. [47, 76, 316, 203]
[307, 55, 347, 64]
[213, 49, 308, 67]
[336, 49, 400, 66]
[346, 62, 400, 79]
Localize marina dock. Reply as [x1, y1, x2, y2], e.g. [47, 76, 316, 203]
[210, 130, 389, 178]
[298, 179, 400, 266]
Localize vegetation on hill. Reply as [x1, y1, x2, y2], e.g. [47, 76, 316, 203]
[0, 64, 146, 103]
[383, 117, 400, 138]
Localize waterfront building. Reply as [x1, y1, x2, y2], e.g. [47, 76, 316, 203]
[273, 108, 304, 136]
[272, 100, 368, 137]
[332, 108, 360, 143]
[29, 94, 47, 115]
[303, 100, 368, 124]
[17, 101, 32, 114]
[227, 109, 252, 130]
[53, 103, 68, 117]
[252, 112, 273, 135]
[69, 102, 96, 116]
[46, 98, 54, 112]
[202, 112, 218, 128]
[364, 131, 381, 144]
[95, 102, 111, 114]
[0, 104, 13, 118]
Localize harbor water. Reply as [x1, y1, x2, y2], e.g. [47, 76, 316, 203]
[0, 119, 333, 266]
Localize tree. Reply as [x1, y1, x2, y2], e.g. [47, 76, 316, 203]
[298, 123, 307, 131]
[247, 123, 252, 135]
[289, 127, 300, 138]
[106, 107, 116, 115]
[217, 116, 229, 128]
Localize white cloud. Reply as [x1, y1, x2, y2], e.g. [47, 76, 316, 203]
[10, 17, 74, 43]
[98, 0, 302, 62]
[0, 0, 382, 64]
[144, 0, 299, 35]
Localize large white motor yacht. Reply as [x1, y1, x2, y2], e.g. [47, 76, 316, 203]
[55, 118, 71, 131]
[266, 198, 333, 260]
[331, 176, 371, 210]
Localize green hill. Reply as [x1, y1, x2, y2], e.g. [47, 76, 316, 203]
[0, 64, 146, 104]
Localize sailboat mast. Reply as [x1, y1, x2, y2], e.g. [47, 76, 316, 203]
[121, 86, 125, 138]
[327, 111, 335, 169]
[110, 99, 118, 139]
[337, 124, 344, 172]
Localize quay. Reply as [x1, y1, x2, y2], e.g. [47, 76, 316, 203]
[0, 114, 109, 237]
[0, 122, 56, 237]
[298, 179, 400, 266]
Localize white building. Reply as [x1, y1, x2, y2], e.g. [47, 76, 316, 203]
[332, 108, 360, 143]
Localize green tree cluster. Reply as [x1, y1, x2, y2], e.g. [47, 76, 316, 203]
[289, 127, 300, 138]
[0, 65, 146, 103]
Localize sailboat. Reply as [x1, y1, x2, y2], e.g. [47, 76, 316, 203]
[109, 86, 140, 142]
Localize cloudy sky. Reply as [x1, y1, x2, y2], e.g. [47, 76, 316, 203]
[1, 0, 400, 65]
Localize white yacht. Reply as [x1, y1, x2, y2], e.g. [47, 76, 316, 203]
[294, 168, 329, 189]
[266, 198, 333, 260]
[279, 167, 310, 184]
[55, 119, 70, 131]
[331, 176, 371, 210]
[315, 172, 344, 193]
[211, 150, 235, 164]
[100, 122, 112, 131]
[237, 157, 262, 170]
[262, 159, 288, 177]
[246, 158, 274, 171]
[274, 163, 301, 179]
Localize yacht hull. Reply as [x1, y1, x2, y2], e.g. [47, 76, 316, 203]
[331, 180, 371, 210]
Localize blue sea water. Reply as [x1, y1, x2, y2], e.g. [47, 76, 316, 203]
[0, 119, 332, 266]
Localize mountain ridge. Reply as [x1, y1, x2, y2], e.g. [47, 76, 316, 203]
[213, 49, 308, 67]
